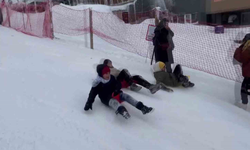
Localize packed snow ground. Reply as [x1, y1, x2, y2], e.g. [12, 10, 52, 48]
[1, 26, 250, 150]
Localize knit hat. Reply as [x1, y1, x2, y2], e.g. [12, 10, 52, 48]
[153, 62, 165, 72]
[158, 62, 165, 70]
[102, 66, 110, 76]
[96, 64, 110, 77]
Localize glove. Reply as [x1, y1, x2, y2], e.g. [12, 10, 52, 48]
[84, 102, 92, 111]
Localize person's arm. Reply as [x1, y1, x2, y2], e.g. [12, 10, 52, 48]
[234, 46, 244, 63]
[241, 46, 250, 64]
[168, 28, 174, 37]
[84, 84, 99, 111]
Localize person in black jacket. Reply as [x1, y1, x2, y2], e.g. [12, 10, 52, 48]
[84, 64, 154, 119]
[152, 18, 175, 73]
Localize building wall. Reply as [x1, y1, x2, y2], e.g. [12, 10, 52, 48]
[172, 0, 208, 22]
[209, 0, 250, 14]
[173, 0, 207, 14]
[206, 0, 250, 25]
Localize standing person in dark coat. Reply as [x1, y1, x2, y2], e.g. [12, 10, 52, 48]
[84, 64, 154, 119]
[152, 18, 175, 73]
[234, 38, 250, 110]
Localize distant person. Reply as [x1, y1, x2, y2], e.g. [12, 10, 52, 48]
[234, 36, 250, 110]
[152, 18, 175, 73]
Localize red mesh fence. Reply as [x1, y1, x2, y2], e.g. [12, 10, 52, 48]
[0, 2, 53, 38]
[52, 5, 250, 82]
[92, 10, 250, 82]
[2, 3, 250, 82]
[52, 5, 90, 35]
[92, 10, 155, 57]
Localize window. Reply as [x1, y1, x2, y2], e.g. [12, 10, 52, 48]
[241, 12, 250, 25]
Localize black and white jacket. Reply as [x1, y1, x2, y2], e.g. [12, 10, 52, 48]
[86, 75, 122, 106]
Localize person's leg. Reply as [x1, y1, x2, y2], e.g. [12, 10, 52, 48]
[120, 93, 154, 114]
[165, 62, 172, 73]
[241, 78, 249, 105]
[119, 93, 138, 107]
[132, 75, 152, 89]
[116, 70, 141, 91]
[108, 99, 130, 119]
[117, 69, 133, 85]
[109, 98, 122, 110]
[173, 64, 183, 79]
[132, 75, 161, 94]
[173, 64, 195, 88]
[154, 47, 160, 63]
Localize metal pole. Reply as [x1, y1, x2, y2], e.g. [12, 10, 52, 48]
[89, 8, 94, 49]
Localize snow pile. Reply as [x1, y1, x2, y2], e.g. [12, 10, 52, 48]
[1, 26, 250, 150]
[58, 3, 129, 12]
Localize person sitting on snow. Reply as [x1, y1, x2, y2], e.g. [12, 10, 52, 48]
[103, 59, 161, 94]
[153, 62, 194, 88]
[234, 38, 250, 110]
[84, 64, 154, 119]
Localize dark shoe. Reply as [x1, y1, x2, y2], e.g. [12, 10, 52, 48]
[182, 81, 195, 88]
[130, 83, 142, 92]
[141, 106, 154, 115]
[116, 106, 130, 119]
[136, 102, 154, 115]
[149, 84, 161, 94]
[179, 75, 189, 83]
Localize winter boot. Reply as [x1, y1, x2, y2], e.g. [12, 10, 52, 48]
[116, 106, 130, 119]
[180, 75, 194, 88]
[141, 106, 154, 115]
[179, 75, 189, 83]
[149, 83, 162, 94]
[136, 102, 154, 115]
[182, 81, 195, 88]
[130, 83, 142, 92]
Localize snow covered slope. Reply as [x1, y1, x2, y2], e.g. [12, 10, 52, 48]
[1, 26, 250, 150]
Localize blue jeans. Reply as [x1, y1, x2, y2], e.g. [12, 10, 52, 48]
[108, 93, 138, 111]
